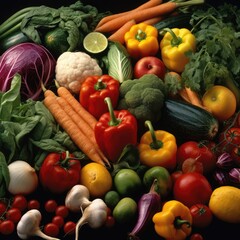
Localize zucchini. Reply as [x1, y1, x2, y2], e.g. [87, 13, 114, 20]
[43, 28, 70, 57]
[154, 13, 192, 31]
[160, 99, 219, 142]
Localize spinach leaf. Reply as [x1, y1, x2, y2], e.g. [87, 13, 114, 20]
[0, 152, 10, 197]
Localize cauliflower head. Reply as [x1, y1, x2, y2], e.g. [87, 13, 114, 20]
[55, 51, 102, 94]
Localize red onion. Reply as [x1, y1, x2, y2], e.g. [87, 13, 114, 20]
[216, 152, 235, 169]
[229, 168, 240, 186]
[213, 169, 229, 186]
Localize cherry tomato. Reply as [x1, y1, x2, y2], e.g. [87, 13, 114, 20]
[63, 221, 76, 235]
[171, 170, 183, 184]
[11, 194, 28, 212]
[173, 172, 213, 208]
[231, 145, 240, 167]
[190, 233, 204, 240]
[105, 215, 115, 228]
[190, 204, 213, 228]
[44, 223, 59, 237]
[0, 201, 7, 216]
[177, 140, 217, 174]
[52, 215, 65, 228]
[0, 219, 15, 235]
[55, 205, 69, 218]
[44, 199, 58, 213]
[6, 208, 22, 223]
[27, 199, 40, 210]
[218, 127, 240, 153]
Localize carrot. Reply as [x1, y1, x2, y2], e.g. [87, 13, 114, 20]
[56, 95, 110, 166]
[108, 19, 136, 44]
[184, 87, 211, 112]
[95, 0, 163, 29]
[57, 86, 97, 130]
[43, 93, 107, 166]
[142, 16, 164, 25]
[95, 0, 204, 33]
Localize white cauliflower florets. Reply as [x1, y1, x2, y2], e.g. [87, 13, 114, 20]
[55, 51, 102, 94]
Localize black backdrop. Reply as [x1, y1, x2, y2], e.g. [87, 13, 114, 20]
[1, 0, 240, 23]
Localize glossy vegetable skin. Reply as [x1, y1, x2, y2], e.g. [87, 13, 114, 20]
[39, 152, 81, 194]
[161, 99, 219, 142]
[79, 75, 120, 119]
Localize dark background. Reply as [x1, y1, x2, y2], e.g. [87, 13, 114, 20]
[1, 0, 240, 23]
[0, 0, 240, 240]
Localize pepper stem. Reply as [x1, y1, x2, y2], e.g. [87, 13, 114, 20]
[135, 29, 147, 41]
[145, 120, 163, 149]
[163, 28, 182, 46]
[94, 78, 106, 91]
[174, 217, 191, 229]
[105, 97, 121, 126]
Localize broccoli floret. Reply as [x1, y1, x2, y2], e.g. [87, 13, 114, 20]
[118, 74, 166, 123]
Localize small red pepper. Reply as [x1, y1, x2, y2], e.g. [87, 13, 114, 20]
[79, 74, 120, 119]
[94, 97, 138, 163]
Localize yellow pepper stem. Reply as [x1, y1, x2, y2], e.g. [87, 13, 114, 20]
[162, 28, 182, 47]
[145, 120, 163, 149]
[135, 29, 147, 41]
[174, 217, 191, 229]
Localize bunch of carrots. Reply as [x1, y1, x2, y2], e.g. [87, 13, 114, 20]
[43, 87, 110, 167]
[95, 0, 205, 44]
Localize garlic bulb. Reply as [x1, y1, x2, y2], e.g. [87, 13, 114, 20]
[8, 160, 38, 195]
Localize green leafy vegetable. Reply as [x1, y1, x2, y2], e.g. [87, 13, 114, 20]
[107, 41, 133, 83]
[0, 152, 10, 197]
[181, 3, 240, 106]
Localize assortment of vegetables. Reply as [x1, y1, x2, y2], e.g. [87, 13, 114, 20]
[0, 0, 240, 240]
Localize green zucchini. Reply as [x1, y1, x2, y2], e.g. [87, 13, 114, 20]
[43, 28, 70, 57]
[160, 99, 219, 142]
[0, 30, 31, 53]
[154, 13, 192, 31]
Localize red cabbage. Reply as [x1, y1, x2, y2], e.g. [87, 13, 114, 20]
[0, 42, 56, 100]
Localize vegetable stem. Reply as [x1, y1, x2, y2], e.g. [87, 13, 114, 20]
[0, 22, 22, 40]
[175, 0, 205, 8]
[105, 97, 121, 126]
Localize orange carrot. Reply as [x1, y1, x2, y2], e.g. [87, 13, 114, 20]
[142, 16, 164, 25]
[95, 0, 203, 33]
[108, 19, 136, 44]
[95, 0, 163, 29]
[43, 93, 107, 166]
[56, 95, 110, 166]
[57, 86, 97, 130]
[184, 87, 210, 111]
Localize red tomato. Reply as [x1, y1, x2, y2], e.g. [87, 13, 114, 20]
[39, 152, 81, 194]
[55, 205, 69, 219]
[63, 221, 76, 235]
[171, 170, 183, 184]
[44, 200, 58, 213]
[231, 145, 240, 167]
[0, 219, 15, 235]
[173, 172, 213, 208]
[218, 127, 240, 153]
[52, 215, 65, 228]
[177, 140, 217, 174]
[0, 201, 7, 216]
[11, 194, 28, 212]
[190, 233, 204, 240]
[190, 204, 213, 228]
[43, 223, 59, 237]
[6, 208, 22, 223]
[27, 199, 40, 210]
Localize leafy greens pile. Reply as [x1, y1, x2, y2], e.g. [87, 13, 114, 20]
[0, 74, 85, 197]
[181, 3, 240, 103]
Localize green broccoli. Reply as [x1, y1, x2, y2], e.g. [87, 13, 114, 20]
[117, 74, 166, 123]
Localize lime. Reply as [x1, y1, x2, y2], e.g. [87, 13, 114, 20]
[83, 32, 108, 54]
[112, 197, 137, 224]
[104, 190, 120, 210]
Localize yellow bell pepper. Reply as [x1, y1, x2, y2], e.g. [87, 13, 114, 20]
[124, 22, 159, 59]
[153, 200, 192, 240]
[138, 120, 177, 171]
[160, 28, 196, 73]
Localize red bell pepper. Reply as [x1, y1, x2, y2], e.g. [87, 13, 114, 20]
[39, 151, 81, 194]
[79, 74, 120, 119]
[94, 97, 138, 163]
